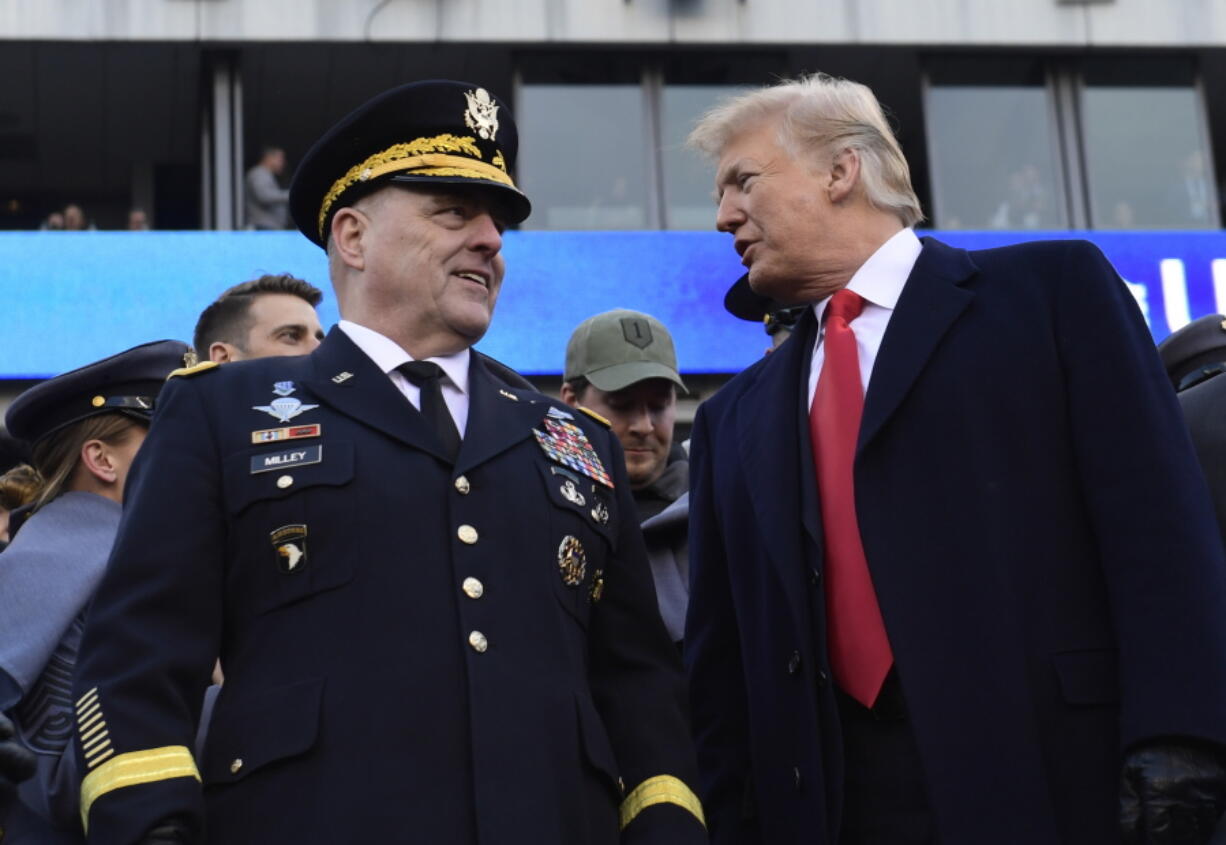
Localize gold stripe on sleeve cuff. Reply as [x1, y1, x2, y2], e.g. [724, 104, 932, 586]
[618, 774, 706, 830]
[80, 745, 200, 830]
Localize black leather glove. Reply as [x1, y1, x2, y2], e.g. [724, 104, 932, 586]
[0, 711, 36, 792]
[1121, 740, 1226, 845]
[140, 816, 193, 844]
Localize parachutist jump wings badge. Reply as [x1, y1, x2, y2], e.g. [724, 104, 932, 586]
[253, 396, 319, 423]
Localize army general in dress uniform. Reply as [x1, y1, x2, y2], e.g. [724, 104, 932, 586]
[71, 81, 706, 845]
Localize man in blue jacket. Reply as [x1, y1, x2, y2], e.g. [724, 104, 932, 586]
[71, 80, 705, 845]
[684, 72, 1226, 844]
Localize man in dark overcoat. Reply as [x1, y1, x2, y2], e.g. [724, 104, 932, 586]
[684, 72, 1226, 845]
[71, 81, 705, 845]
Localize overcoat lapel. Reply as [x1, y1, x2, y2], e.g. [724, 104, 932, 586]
[859, 238, 977, 452]
[735, 312, 821, 626]
[792, 310, 823, 549]
[301, 327, 451, 461]
[456, 356, 545, 473]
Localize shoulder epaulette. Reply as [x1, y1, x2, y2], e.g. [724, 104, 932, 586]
[578, 406, 612, 428]
[167, 361, 220, 379]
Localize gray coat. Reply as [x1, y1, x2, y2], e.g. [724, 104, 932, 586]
[641, 486, 689, 645]
[0, 492, 119, 843]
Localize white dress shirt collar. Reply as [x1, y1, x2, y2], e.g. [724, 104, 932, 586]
[337, 320, 470, 394]
[806, 228, 923, 405]
[812, 227, 922, 323]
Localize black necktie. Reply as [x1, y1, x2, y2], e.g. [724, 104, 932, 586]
[399, 361, 461, 462]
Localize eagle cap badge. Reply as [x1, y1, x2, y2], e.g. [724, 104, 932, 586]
[464, 88, 499, 141]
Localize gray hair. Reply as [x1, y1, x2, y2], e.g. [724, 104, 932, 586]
[688, 73, 924, 228]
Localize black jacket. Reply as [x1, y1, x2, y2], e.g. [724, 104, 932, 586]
[72, 328, 705, 845]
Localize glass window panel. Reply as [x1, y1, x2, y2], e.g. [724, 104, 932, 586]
[661, 85, 747, 230]
[1082, 85, 1217, 229]
[517, 85, 648, 230]
[926, 85, 1065, 230]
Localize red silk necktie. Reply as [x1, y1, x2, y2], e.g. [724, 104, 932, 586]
[809, 289, 893, 708]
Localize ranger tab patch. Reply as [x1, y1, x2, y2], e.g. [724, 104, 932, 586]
[533, 418, 613, 488]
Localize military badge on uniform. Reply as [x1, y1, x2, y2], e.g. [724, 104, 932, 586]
[549, 466, 588, 506]
[547, 406, 574, 421]
[590, 498, 610, 526]
[590, 569, 605, 603]
[273, 381, 297, 397]
[252, 396, 320, 423]
[560, 479, 586, 507]
[533, 418, 613, 488]
[558, 535, 587, 587]
[271, 524, 308, 574]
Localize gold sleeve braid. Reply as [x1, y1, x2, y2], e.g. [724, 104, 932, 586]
[80, 745, 200, 831]
[618, 774, 706, 830]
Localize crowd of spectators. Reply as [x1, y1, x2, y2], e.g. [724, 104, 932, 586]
[37, 204, 153, 232]
[28, 143, 290, 233]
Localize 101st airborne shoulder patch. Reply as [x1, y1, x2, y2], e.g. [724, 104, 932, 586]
[533, 418, 613, 488]
[270, 524, 308, 574]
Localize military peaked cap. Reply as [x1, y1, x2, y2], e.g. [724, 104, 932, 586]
[289, 80, 531, 248]
[5, 340, 191, 445]
[724, 273, 806, 337]
[1157, 313, 1226, 391]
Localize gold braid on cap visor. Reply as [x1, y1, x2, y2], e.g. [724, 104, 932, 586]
[316, 133, 515, 238]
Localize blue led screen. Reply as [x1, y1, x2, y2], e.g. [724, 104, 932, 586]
[1, 229, 1224, 379]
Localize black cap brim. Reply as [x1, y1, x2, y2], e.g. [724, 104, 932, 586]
[5, 340, 190, 445]
[724, 274, 774, 323]
[387, 174, 531, 224]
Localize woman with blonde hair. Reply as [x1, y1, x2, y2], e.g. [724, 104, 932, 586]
[0, 340, 189, 843]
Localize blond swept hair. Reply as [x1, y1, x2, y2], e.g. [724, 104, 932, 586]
[688, 73, 924, 228]
[28, 414, 142, 511]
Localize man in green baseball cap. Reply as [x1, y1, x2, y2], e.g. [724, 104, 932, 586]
[561, 309, 689, 647]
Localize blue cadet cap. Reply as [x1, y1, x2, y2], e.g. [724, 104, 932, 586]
[289, 79, 531, 249]
[724, 273, 773, 322]
[724, 273, 806, 337]
[5, 340, 192, 445]
[1157, 313, 1226, 391]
